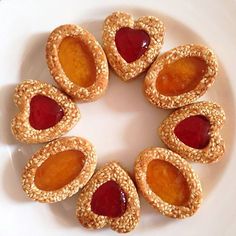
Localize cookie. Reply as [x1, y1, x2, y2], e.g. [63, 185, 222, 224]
[22, 136, 97, 203]
[46, 24, 109, 102]
[159, 101, 226, 163]
[103, 11, 164, 81]
[135, 147, 202, 218]
[144, 44, 218, 108]
[76, 162, 140, 233]
[11, 80, 80, 143]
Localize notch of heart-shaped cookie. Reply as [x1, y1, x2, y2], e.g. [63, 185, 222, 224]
[11, 80, 80, 143]
[22, 136, 97, 203]
[76, 162, 140, 233]
[159, 101, 226, 163]
[103, 11, 165, 81]
[135, 147, 202, 219]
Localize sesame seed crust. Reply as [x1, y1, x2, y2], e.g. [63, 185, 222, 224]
[46, 24, 109, 102]
[103, 11, 165, 81]
[134, 147, 202, 219]
[11, 80, 80, 143]
[159, 101, 226, 163]
[22, 136, 97, 203]
[76, 162, 140, 233]
[144, 44, 218, 109]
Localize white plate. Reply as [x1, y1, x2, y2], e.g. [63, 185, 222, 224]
[0, 0, 236, 235]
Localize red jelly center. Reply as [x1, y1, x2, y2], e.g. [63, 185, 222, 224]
[29, 95, 64, 130]
[174, 115, 211, 149]
[115, 27, 150, 63]
[91, 180, 127, 218]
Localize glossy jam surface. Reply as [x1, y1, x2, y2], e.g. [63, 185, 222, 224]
[174, 115, 211, 149]
[29, 95, 64, 130]
[156, 56, 208, 96]
[91, 180, 127, 218]
[115, 27, 150, 63]
[147, 159, 190, 206]
[35, 150, 85, 191]
[58, 36, 96, 87]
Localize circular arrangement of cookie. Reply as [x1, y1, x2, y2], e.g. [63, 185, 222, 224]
[11, 11, 226, 234]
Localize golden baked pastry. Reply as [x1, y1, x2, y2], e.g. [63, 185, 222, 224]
[76, 162, 140, 233]
[159, 101, 226, 163]
[11, 80, 80, 143]
[103, 11, 165, 81]
[22, 136, 97, 203]
[46, 24, 109, 102]
[135, 147, 202, 219]
[144, 44, 218, 108]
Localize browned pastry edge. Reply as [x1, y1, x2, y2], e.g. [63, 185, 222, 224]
[76, 161, 140, 233]
[103, 11, 165, 81]
[11, 80, 80, 143]
[22, 136, 97, 203]
[144, 44, 218, 109]
[134, 147, 202, 219]
[159, 101, 226, 163]
[46, 24, 109, 102]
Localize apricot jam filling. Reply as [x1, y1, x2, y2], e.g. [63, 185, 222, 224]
[35, 150, 85, 191]
[147, 159, 190, 206]
[156, 56, 208, 96]
[58, 36, 96, 88]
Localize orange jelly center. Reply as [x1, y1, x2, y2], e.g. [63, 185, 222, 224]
[58, 36, 96, 88]
[156, 56, 207, 96]
[34, 150, 85, 191]
[147, 159, 190, 206]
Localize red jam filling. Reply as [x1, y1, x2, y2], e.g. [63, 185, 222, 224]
[29, 95, 64, 130]
[115, 27, 150, 63]
[174, 115, 211, 149]
[91, 180, 127, 218]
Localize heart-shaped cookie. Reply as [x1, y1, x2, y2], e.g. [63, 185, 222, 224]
[46, 24, 109, 102]
[144, 44, 218, 109]
[135, 147, 202, 219]
[11, 80, 80, 143]
[76, 162, 140, 233]
[103, 11, 165, 81]
[159, 101, 226, 163]
[22, 136, 97, 203]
